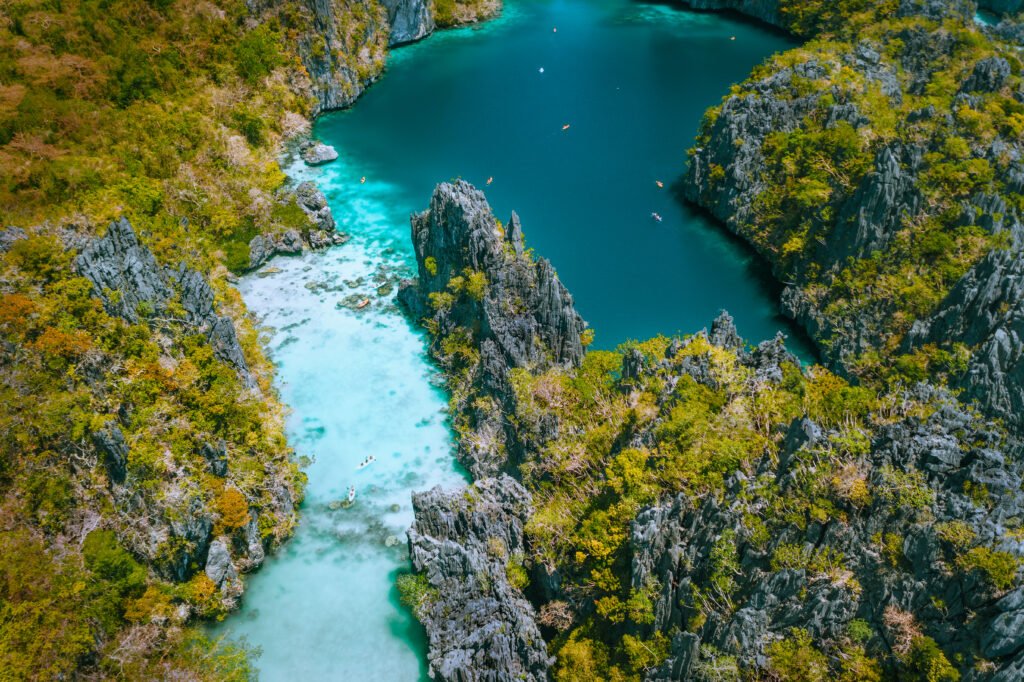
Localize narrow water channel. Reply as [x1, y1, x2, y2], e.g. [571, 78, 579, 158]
[215, 1, 800, 678]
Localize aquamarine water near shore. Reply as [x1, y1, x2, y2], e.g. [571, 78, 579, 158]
[215, 0, 801, 678]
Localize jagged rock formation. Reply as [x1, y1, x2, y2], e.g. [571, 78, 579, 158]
[408, 476, 552, 681]
[624, 316, 1024, 679]
[76, 218, 254, 385]
[66, 218, 300, 590]
[382, 0, 434, 44]
[907, 224, 1024, 431]
[399, 180, 586, 476]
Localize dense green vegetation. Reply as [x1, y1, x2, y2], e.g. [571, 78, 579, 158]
[0, 0, 312, 259]
[0, 223, 305, 676]
[0, 0, 342, 676]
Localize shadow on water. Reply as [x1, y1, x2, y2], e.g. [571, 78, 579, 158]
[635, 0, 797, 41]
[668, 176, 822, 364]
[387, 566, 432, 682]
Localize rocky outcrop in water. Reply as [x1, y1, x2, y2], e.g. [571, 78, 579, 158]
[683, 15, 1024, 434]
[301, 141, 339, 165]
[76, 218, 254, 385]
[408, 476, 552, 681]
[399, 180, 586, 476]
[248, 182, 348, 269]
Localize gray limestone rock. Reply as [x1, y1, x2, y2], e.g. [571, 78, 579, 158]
[91, 423, 129, 484]
[408, 476, 552, 681]
[205, 538, 239, 588]
[76, 219, 253, 386]
[301, 142, 339, 166]
[201, 440, 229, 477]
[398, 181, 586, 476]
[75, 217, 173, 323]
[0, 226, 27, 251]
[381, 0, 434, 45]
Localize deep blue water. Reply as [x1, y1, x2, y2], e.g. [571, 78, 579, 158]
[216, 1, 803, 680]
[318, 0, 803, 350]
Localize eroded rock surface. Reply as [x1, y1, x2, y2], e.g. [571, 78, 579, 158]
[409, 476, 552, 682]
[399, 180, 586, 476]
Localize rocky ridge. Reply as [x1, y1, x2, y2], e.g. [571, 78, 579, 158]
[683, 3, 1024, 432]
[395, 182, 592, 679]
[399, 180, 587, 478]
[72, 219, 299, 588]
[76, 218, 254, 386]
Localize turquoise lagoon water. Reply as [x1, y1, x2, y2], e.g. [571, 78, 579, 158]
[217, 1, 802, 679]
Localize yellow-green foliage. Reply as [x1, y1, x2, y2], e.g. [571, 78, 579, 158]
[0, 0, 390, 677]
[695, 11, 1020, 384]
[396, 572, 439, 622]
[956, 547, 1020, 592]
[903, 636, 960, 682]
[217, 487, 251, 531]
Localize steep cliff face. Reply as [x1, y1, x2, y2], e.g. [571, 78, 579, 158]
[71, 219, 300, 582]
[907, 223, 1024, 431]
[77, 219, 254, 386]
[381, 0, 435, 44]
[399, 180, 587, 476]
[397, 182, 589, 679]
[408, 476, 552, 681]
[253, 0, 390, 113]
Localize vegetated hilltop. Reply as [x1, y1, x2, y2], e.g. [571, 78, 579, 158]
[685, 0, 1024, 433]
[398, 169, 1023, 681]
[0, 0, 498, 677]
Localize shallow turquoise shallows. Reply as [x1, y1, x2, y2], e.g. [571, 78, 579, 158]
[216, 1, 800, 680]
